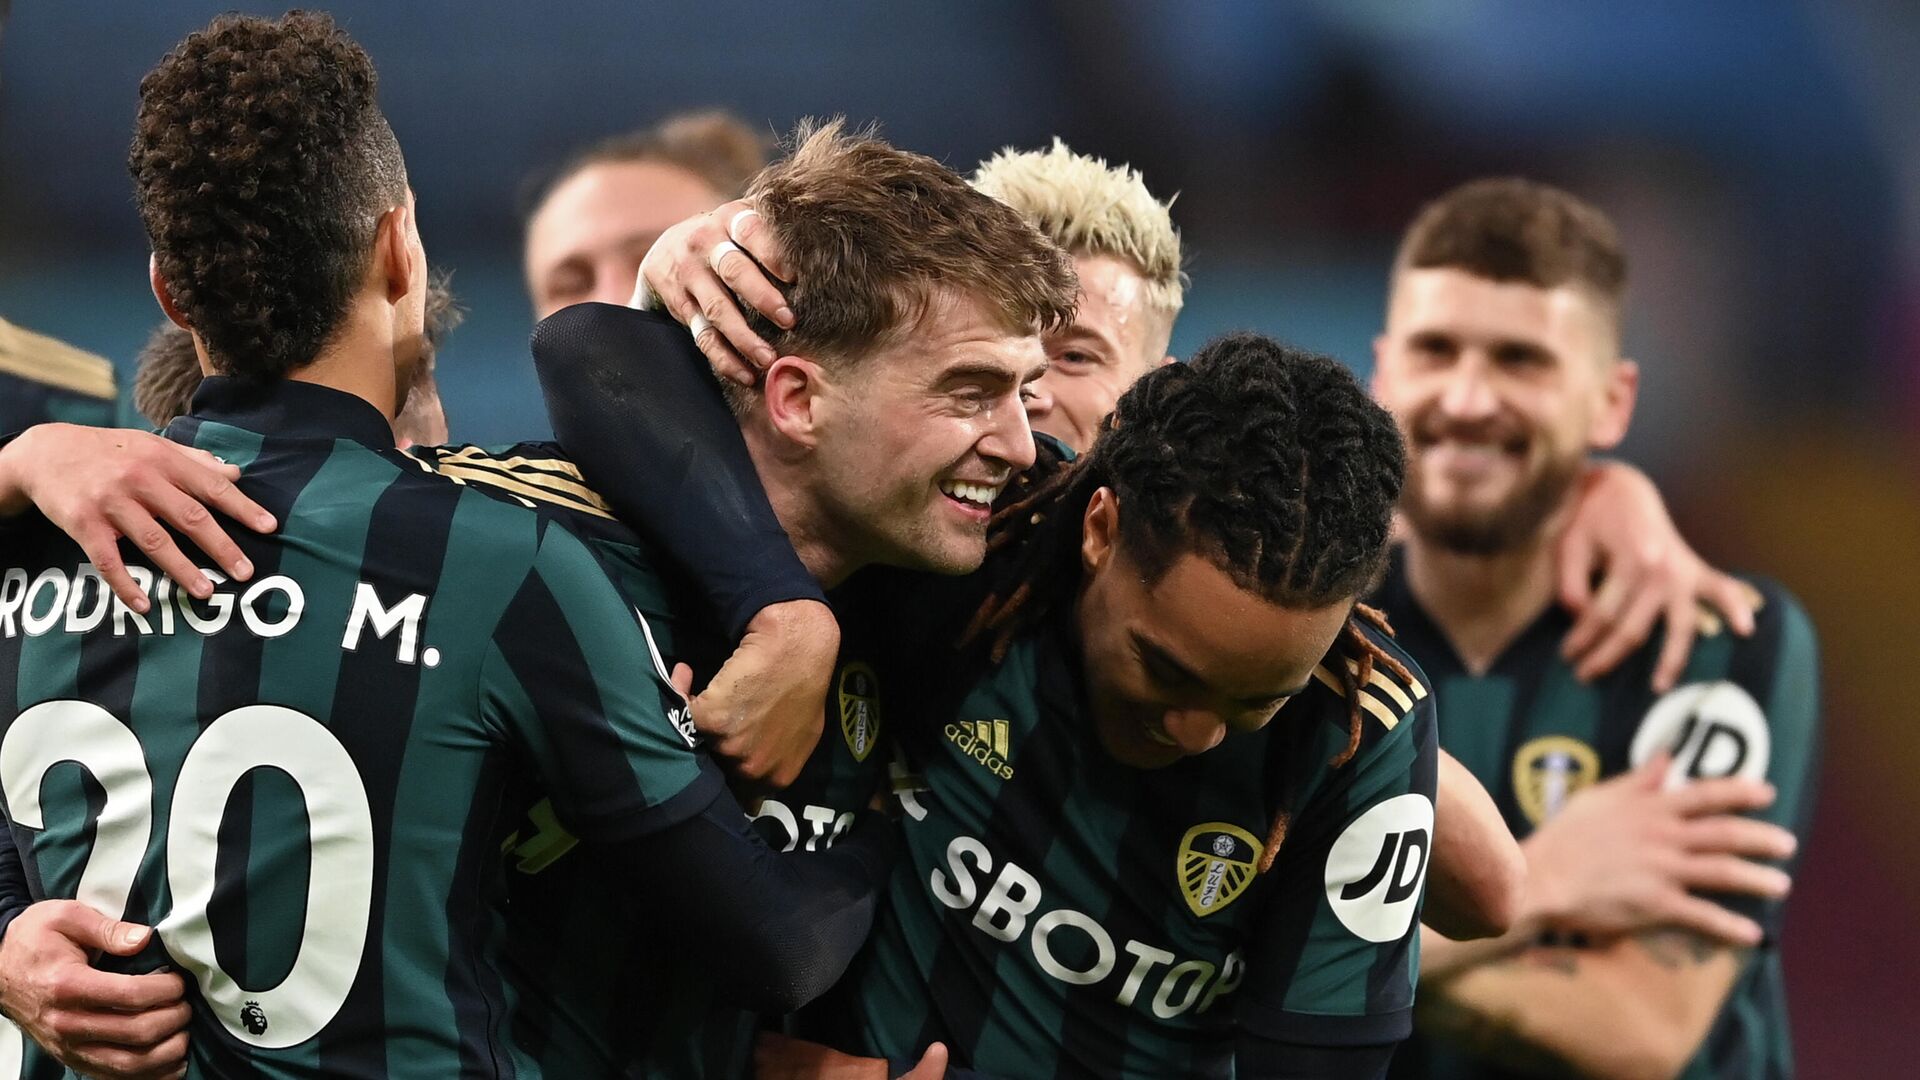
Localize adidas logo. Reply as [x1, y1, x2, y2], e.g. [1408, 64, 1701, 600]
[944, 719, 1014, 780]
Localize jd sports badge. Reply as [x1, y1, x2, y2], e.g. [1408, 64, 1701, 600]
[1512, 735, 1601, 825]
[1178, 823, 1263, 918]
[838, 662, 882, 762]
[1630, 681, 1769, 790]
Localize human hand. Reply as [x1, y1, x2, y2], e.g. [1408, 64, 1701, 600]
[691, 599, 839, 795]
[633, 198, 794, 385]
[1555, 460, 1760, 691]
[0, 424, 276, 609]
[1520, 755, 1795, 946]
[0, 900, 189, 1080]
[754, 1031, 948, 1080]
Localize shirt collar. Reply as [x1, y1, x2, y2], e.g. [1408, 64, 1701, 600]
[185, 376, 396, 449]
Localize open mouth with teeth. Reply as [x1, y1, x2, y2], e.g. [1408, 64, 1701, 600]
[939, 479, 1003, 514]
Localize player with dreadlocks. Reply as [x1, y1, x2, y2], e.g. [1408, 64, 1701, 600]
[764, 332, 1437, 1079]
[525, 315, 1435, 1076]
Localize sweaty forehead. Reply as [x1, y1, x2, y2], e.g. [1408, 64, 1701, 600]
[526, 161, 722, 270]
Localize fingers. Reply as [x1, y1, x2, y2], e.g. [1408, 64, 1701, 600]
[167, 446, 275, 536]
[1650, 591, 1699, 693]
[1572, 576, 1666, 683]
[1658, 892, 1764, 948]
[1554, 523, 1598, 614]
[669, 661, 695, 700]
[1669, 775, 1775, 817]
[45, 967, 187, 1014]
[1681, 815, 1798, 861]
[1676, 853, 1792, 900]
[104, 494, 216, 604]
[68, 1028, 189, 1080]
[682, 268, 772, 383]
[899, 1042, 949, 1080]
[727, 204, 794, 285]
[71, 520, 146, 612]
[144, 483, 255, 588]
[1700, 570, 1760, 637]
[1560, 565, 1633, 668]
[57, 996, 191, 1049]
[715, 216, 794, 329]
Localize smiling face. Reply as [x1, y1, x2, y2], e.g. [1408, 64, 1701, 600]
[1074, 489, 1357, 769]
[1373, 268, 1637, 554]
[807, 289, 1047, 575]
[1026, 253, 1174, 453]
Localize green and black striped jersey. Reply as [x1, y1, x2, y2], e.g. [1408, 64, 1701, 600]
[1373, 550, 1820, 1080]
[409, 441, 892, 1080]
[0, 380, 719, 1079]
[814, 602, 1438, 1079]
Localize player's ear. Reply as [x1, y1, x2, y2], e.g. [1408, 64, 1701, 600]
[374, 202, 418, 305]
[150, 254, 191, 331]
[1081, 486, 1120, 574]
[762, 355, 827, 448]
[1589, 357, 1639, 451]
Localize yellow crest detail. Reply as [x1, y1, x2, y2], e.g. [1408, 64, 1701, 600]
[1512, 736, 1601, 826]
[838, 662, 883, 763]
[1177, 823, 1264, 918]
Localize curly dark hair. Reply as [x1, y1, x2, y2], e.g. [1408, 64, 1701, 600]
[962, 334, 1411, 854]
[129, 11, 407, 382]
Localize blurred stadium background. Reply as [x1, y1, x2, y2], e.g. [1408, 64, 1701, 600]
[3, 2, 1913, 1073]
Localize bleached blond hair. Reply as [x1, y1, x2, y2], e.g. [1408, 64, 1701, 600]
[971, 139, 1185, 317]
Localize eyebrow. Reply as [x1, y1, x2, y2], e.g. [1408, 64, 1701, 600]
[937, 360, 1040, 389]
[1132, 630, 1310, 706]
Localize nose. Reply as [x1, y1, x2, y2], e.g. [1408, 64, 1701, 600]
[978, 390, 1039, 471]
[1160, 709, 1228, 756]
[1437, 359, 1500, 422]
[1025, 377, 1055, 423]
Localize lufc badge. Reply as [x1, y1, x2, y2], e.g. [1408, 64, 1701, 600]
[838, 662, 882, 763]
[1178, 823, 1264, 918]
[1512, 736, 1601, 826]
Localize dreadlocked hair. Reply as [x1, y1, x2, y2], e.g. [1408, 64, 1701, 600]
[961, 333, 1411, 872]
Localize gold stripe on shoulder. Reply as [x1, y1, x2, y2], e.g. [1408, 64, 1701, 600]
[0, 318, 117, 400]
[433, 463, 615, 520]
[1356, 690, 1401, 730]
[1312, 663, 1346, 697]
[444, 457, 613, 513]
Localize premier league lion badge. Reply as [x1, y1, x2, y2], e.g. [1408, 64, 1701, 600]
[838, 661, 882, 762]
[1178, 823, 1263, 918]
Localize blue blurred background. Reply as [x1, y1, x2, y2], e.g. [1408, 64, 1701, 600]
[4, 2, 1914, 1072]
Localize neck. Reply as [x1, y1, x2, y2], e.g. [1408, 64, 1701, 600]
[285, 297, 401, 424]
[740, 418, 859, 589]
[1401, 507, 1569, 674]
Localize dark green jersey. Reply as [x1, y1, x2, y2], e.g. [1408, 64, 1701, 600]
[0, 381, 718, 1079]
[1373, 550, 1821, 1080]
[413, 442, 891, 1080]
[815, 604, 1437, 1079]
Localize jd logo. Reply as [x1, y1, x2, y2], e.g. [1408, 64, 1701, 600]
[1325, 793, 1434, 942]
[839, 662, 883, 762]
[1631, 681, 1769, 790]
[240, 1000, 269, 1037]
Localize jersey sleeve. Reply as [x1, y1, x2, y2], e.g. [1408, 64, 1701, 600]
[1693, 578, 1821, 937]
[530, 303, 826, 639]
[1237, 669, 1439, 1049]
[480, 517, 722, 844]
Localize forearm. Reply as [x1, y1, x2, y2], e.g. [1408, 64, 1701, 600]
[0, 825, 30, 943]
[1421, 932, 1737, 1080]
[0, 428, 33, 517]
[1423, 750, 1525, 940]
[531, 303, 823, 638]
[618, 791, 895, 1013]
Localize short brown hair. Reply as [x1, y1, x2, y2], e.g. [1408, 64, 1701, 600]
[1395, 178, 1625, 316]
[524, 110, 769, 224]
[742, 119, 1077, 372]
